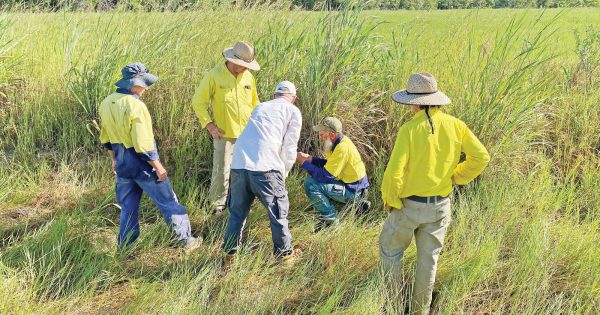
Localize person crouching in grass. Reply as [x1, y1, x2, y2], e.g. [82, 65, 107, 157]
[296, 117, 371, 232]
[380, 72, 490, 314]
[98, 62, 201, 252]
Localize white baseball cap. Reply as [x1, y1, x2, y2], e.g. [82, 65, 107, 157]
[274, 80, 297, 96]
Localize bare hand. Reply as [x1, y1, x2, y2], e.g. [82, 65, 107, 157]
[296, 152, 312, 164]
[206, 122, 224, 140]
[111, 159, 117, 176]
[148, 160, 168, 182]
[155, 165, 168, 182]
[385, 204, 393, 214]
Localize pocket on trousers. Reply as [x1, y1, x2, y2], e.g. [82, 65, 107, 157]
[273, 196, 289, 220]
[435, 199, 452, 222]
[257, 171, 287, 198]
[153, 179, 176, 203]
[379, 210, 410, 258]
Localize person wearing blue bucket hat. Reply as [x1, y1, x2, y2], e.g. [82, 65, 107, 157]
[98, 62, 201, 252]
[114, 62, 158, 90]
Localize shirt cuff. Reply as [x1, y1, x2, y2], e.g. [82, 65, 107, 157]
[201, 120, 213, 129]
[302, 160, 316, 174]
[311, 157, 327, 167]
[137, 149, 159, 161]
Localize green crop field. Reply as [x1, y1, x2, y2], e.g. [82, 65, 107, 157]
[0, 7, 599, 314]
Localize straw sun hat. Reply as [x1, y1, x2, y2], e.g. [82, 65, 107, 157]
[223, 41, 260, 71]
[391, 72, 451, 106]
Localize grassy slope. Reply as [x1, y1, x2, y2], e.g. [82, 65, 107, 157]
[0, 8, 599, 314]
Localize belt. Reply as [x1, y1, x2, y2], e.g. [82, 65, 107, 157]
[406, 195, 449, 203]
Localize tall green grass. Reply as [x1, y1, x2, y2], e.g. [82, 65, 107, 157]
[0, 7, 598, 314]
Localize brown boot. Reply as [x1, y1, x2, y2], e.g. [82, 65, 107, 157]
[278, 248, 302, 268]
[222, 253, 235, 271]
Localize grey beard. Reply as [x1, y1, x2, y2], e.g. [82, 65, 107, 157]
[322, 139, 333, 156]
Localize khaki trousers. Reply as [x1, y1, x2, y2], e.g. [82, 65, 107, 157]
[209, 138, 236, 211]
[379, 198, 451, 315]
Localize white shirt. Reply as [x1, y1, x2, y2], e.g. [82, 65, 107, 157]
[231, 97, 302, 177]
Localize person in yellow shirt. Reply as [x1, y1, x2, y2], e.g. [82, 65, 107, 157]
[379, 72, 490, 314]
[296, 117, 370, 232]
[191, 41, 260, 213]
[99, 62, 200, 251]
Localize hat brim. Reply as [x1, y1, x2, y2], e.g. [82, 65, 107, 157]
[115, 73, 158, 89]
[223, 48, 260, 71]
[312, 124, 342, 134]
[312, 125, 328, 132]
[391, 90, 451, 106]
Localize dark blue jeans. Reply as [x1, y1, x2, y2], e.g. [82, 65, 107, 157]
[304, 177, 359, 221]
[116, 174, 191, 247]
[223, 169, 292, 256]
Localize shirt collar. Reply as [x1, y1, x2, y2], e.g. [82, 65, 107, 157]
[222, 62, 244, 81]
[116, 88, 140, 99]
[332, 135, 343, 151]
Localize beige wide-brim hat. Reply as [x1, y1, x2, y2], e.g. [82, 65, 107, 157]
[223, 41, 260, 71]
[392, 72, 451, 106]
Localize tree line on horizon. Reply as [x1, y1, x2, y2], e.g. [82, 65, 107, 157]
[1, 0, 598, 12]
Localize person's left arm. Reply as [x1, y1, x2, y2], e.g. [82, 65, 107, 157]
[281, 107, 302, 177]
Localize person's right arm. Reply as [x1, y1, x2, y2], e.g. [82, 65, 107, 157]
[192, 73, 223, 139]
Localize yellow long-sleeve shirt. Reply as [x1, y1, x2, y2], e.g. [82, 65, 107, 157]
[191, 63, 259, 138]
[99, 92, 156, 157]
[381, 108, 490, 209]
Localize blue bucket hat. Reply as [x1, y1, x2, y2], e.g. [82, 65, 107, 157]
[114, 62, 158, 90]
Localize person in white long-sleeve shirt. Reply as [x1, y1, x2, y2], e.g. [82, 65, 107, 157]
[223, 81, 302, 266]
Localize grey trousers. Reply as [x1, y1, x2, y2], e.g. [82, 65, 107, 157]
[379, 198, 451, 315]
[223, 169, 292, 256]
[209, 138, 236, 211]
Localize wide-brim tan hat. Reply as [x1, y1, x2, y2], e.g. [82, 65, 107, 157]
[392, 72, 451, 106]
[223, 41, 260, 71]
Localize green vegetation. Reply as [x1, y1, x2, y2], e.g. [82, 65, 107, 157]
[0, 7, 599, 314]
[0, 0, 598, 11]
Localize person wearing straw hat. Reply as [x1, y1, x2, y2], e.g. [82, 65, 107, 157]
[222, 81, 302, 267]
[379, 72, 490, 314]
[192, 41, 260, 213]
[296, 117, 371, 232]
[99, 62, 201, 252]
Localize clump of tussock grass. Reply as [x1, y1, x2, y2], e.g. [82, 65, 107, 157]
[446, 12, 563, 174]
[256, 8, 391, 158]
[0, 215, 116, 300]
[570, 25, 600, 89]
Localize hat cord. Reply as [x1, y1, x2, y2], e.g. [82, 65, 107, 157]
[425, 107, 434, 134]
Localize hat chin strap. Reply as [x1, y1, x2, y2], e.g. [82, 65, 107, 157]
[425, 107, 434, 134]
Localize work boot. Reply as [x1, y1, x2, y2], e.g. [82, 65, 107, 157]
[278, 248, 302, 268]
[356, 199, 372, 218]
[212, 206, 225, 215]
[183, 236, 202, 254]
[222, 253, 235, 271]
[313, 219, 338, 233]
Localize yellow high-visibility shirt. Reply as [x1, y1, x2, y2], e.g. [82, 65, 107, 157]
[99, 92, 156, 157]
[381, 108, 490, 209]
[325, 136, 367, 184]
[191, 63, 259, 138]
